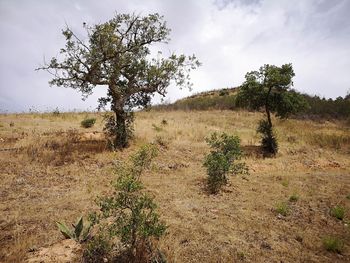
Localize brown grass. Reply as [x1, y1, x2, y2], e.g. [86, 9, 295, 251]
[0, 110, 349, 262]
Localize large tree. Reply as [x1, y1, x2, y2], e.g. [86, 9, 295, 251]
[38, 13, 200, 148]
[236, 64, 308, 155]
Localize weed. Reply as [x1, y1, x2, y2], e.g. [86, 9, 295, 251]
[152, 123, 163, 132]
[10, 121, 14, 127]
[161, 119, 168, 125]
[322, 236, 344, 253]
[346, 194, 350, 200]
[281, 180, 289, 187]
[289, 193, 299, 202]
[330, 205, 345, 220]
[81, 118, 96, 128]
[275, 202, 290, 216]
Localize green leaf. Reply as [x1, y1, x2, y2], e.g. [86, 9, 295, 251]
[74, 217, 84, 239]
[56, 221, 73, 239]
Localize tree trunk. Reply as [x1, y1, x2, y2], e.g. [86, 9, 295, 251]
[114, 108, 128, 149]
[265, 86, 273, 128]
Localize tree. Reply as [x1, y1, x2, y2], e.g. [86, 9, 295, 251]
[236, 64, 308, 155]
[37, 13, 200, 149]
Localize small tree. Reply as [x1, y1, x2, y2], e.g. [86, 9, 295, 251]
[91, 144, 166, 262]
[37, 13, 200, 149]
[203, 132, 248, 194]
[236, 64, 308, 155]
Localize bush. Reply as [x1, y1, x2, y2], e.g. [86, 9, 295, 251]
[89, 144, 166, 262]
[322, 236, 344, 253]
[203, 132, 248, 194]
[83, 233, 112, 263]
[257, 119, 278, 156]
[81, 118, 96, 128]
[330, 205, 345, 220]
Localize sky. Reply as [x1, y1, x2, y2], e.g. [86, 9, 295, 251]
[0, 0, 350, 112]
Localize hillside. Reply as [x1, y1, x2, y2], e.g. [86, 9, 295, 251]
[156, 87, 350, 119]
[0, 110, 349, 262]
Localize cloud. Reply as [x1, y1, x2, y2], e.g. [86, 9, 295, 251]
[0, 0, 349, 112]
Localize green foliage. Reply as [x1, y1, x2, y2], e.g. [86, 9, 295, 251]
[322, 236, 344, 253]
[81, 117, 96, 128]
[330, 205, 345, 220]
[83, 233, 112, 263]
[257, 119, 278, 155]
[203, 132, 248, 194]
[91, 145, 166, 261]
[56, 216, 91, 242]
[39, 13, 200, 149]
[275, 202, 290, 216]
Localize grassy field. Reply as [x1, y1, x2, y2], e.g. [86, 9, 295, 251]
[0, 110, 349, 262]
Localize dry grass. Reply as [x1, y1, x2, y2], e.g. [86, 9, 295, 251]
[0, 110, 349, 262]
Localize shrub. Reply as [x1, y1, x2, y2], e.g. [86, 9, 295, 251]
[83, 233, 112, 263]
[257, 119, 278, 155]
[52, 107, 60, 116]
[322, 236, 344, 253]
[81, 118, 96, 128]
[275, 202, 290, 216]
[330, 205, 345, 220]
[90, 144, 166, 262]
[203, 132, 248, 194]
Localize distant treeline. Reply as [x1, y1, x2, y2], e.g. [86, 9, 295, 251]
[153, 88, 350, 119]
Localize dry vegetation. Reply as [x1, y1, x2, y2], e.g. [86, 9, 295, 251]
[0, 110, 349, 262]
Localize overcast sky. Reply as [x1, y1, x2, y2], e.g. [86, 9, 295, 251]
[1, 0, 350, 112]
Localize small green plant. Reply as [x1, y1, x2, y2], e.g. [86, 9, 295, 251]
[330, 205, 345, 220]
[56, 216, 91, 242]
[83, 233, 112, 263]
[275, 202, 290, 216]
[257, 119, 278, 155]
[81, 117, 96, 128]
[281, 180, 289, 187]
[289, 193, 299, 202]
[203, 132, 248, 194]
[322, 236, 344, 253]
[91, 144, 166, 262]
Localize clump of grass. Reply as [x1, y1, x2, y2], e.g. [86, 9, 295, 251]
[152, 123, 163, 132]
[275, 202, 290, 216]
[289, 193, 299, 202]
[161, 119, 168, 125]
[81, 118, 96, 128]
[322, 236, 344, 253]
[330, 205, 345, 220]
[281, 180, 289, 187]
